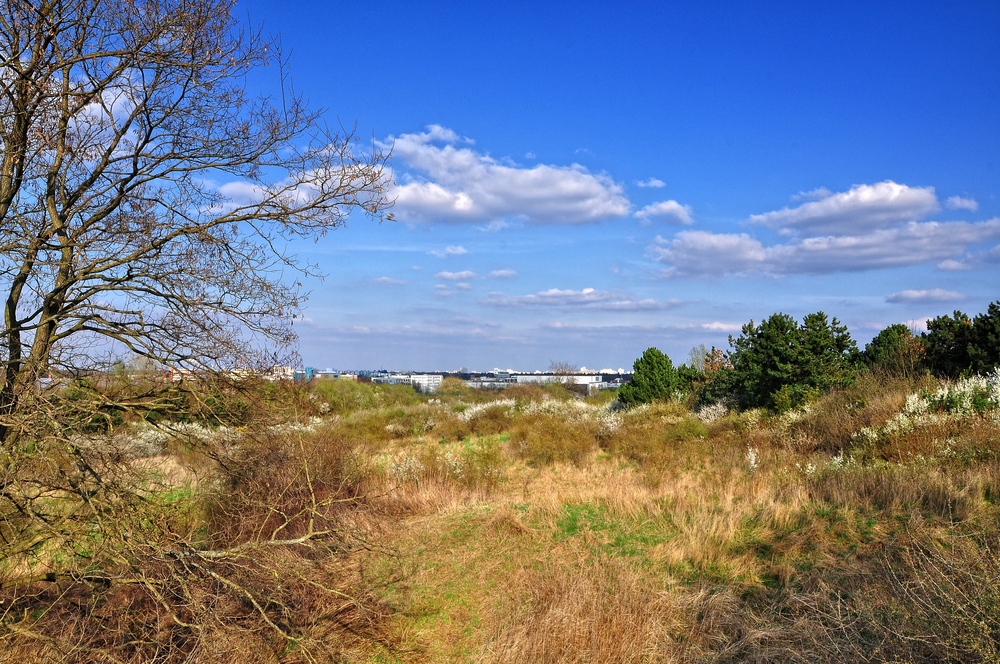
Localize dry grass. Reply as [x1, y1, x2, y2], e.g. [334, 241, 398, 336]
[485, 560, 689, 663]
[5, 372, 1000, 662]
[346, 372, 1000, 662]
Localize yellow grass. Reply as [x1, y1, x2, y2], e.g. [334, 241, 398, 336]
[6, 372, 1000, 662]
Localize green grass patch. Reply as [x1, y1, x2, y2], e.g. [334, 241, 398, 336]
[555, 501, 675, 562]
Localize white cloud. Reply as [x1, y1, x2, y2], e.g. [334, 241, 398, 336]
[701, 321, 743, 332]
[636, 178, 666, 188]
[482, 287, 670, 311]
[385, 125, 630, 224]
[489, 268, 517, 278]
[634, 200, 694, 225]
[652, 231, 767, 277]
[945, 195, 979, 212]
[430, 245, 468, 258]
[937, 258, 973, 271]
[374, 276, 407, 285]
[652, 218, 1000, 277]
[216, 180, 266, 205]
[437, 316, 502, 329]
[886, 289, 964, 304]
[791, 187, 833, 202]
[436, 270, 477, 281]
[477, 220, 511, 232]
[749, 181, 939, 236]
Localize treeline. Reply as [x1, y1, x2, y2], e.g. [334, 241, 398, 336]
[621, 300, 1000, 412]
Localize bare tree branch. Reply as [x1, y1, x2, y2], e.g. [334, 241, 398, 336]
[0, 0, 391, 443]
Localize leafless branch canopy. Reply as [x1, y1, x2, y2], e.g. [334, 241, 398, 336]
[0, 0, 391, 439]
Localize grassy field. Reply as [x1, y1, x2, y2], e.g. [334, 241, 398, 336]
[3, 373, 1000, 662]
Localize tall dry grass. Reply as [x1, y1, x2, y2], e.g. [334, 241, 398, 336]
[352, 371, 1000, 662]
[6, 371, 1000, 662]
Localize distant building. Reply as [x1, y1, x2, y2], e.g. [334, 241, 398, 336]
[370, 372, 443, 392]
[410, 374, 443, 393]
[169, 367, 196, 383]
[266, 365, 295, 381]
[512, 373, 602, 388]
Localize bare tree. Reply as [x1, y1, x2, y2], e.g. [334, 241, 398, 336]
[0, 3, 397, 657]
[0, 0, 390, 443]
[548, 360, 578, 375]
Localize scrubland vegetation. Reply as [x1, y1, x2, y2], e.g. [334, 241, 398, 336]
[3, 2, 997, 660]
[4, 363, 1000, 663]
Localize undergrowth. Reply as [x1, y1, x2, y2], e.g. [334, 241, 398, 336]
[5, 372, 1000, 662]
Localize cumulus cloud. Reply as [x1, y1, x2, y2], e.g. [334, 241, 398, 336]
[429, 245, 468, 258]
[636, 178, 666, 188]
[489, 268, 517, 278]
[945, 195, 979, 212]
[482, 287, 670, 311]
[701, 321, 743, 332]
[652, 218, 1000, 277]
[886, 288, 964, 304]
[937, 258, 973, 271]
[216, 180, 266, 205]
[749, 181, 939, 236]
[477, 219, 511, 232]
[374, 276, 407, 285]
[385, 125, 630, 224]
[650, 180, 1000, 278]
[791, 187, 833, 202]
[635, 200, 694, 225]
[652, 231, 767, 277]
[436, 270, 477, 281]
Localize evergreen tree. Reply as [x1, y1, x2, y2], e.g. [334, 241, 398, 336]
[619, 347, 679, 407]
[862, 324, 924, 376]
[970, 301, 1000, 374]
[798, 312, 858, 391]
[728, 311, 857, 410]
[922, 310, 974, 377]
[728, 313, 800, 410]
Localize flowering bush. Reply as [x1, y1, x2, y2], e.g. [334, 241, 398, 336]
[856, 369, 1000, 445]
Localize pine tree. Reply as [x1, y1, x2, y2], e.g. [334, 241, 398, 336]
[618, 347, 679, 406]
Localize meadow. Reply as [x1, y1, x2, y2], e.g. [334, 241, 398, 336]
[3, 371, 1000, 663]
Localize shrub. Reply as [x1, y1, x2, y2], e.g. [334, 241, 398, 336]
[863, 529, 1000, 662]
[419, 436, 506, 489]
[462, 397, 517, 435]
[604, 403, 709, 469]
[510, 414, 597, 466]
[310, 379, 419, 416]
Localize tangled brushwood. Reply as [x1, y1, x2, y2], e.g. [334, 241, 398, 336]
[0, 1, 391, 659]
[0, 380, 403, 661]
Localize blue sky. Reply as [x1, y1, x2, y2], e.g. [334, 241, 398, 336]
[237, 1, 1000, 372]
